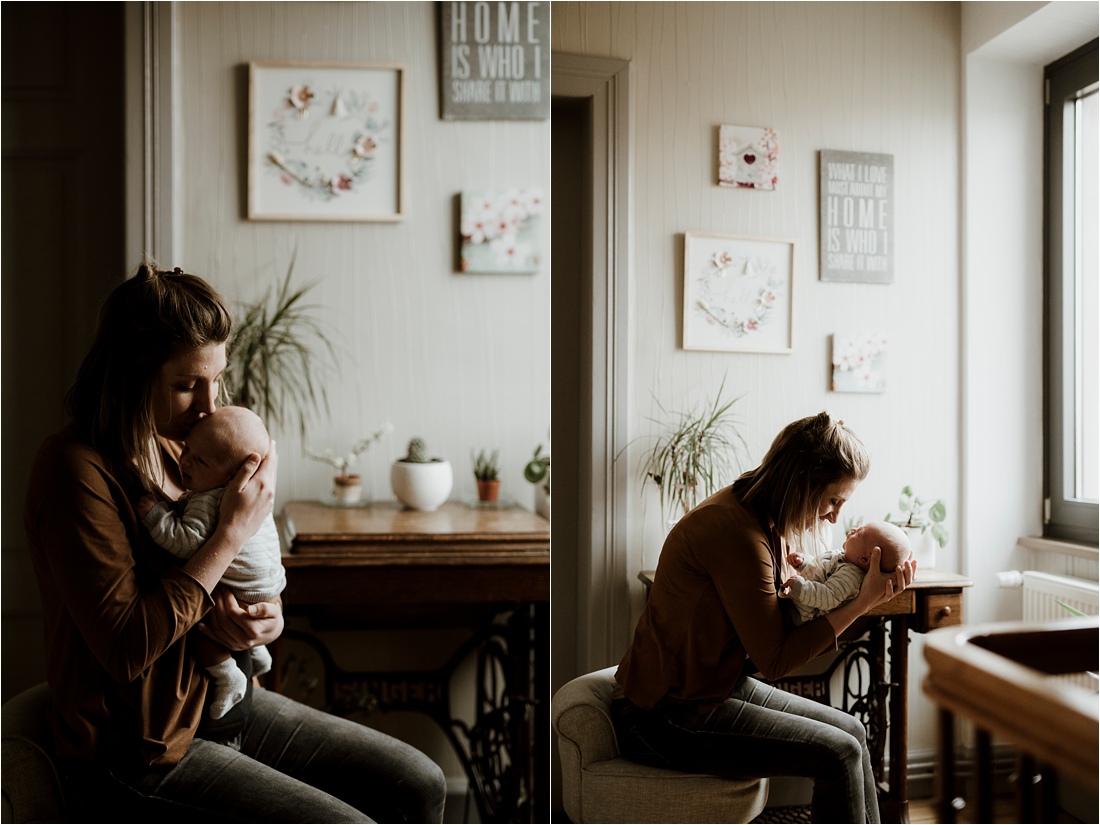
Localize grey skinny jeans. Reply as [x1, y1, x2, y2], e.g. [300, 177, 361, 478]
[70, 688, 447, 823]
[611, 676, 881, 824]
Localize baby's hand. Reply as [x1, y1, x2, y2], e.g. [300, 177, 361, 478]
[136, 494, 159, 520]
[787, 552, 804, 568]
[780, 575, 803, 596]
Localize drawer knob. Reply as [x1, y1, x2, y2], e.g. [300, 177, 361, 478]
[940, 606, 952, 617]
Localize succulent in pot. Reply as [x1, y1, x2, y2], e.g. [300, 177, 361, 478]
[472, 449, 501, 503]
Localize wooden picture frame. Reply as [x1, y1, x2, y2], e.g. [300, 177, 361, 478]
[682, 232, 794, 353]
[248, 61, 404, 222]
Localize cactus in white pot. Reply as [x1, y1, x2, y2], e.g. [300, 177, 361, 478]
[391, 437, 453, 511]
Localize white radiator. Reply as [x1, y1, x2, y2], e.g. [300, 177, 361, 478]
[1020, 570, 1099, 622]
[1018, 571, 1099, 692]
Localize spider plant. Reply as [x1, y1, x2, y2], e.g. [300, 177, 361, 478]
[225, 255, 338, 438]
[637, 379, 748, 525]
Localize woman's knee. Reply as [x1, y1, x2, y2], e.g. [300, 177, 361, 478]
[407, 751, 447, 809]
[814, 703, 869, 747]
[813, 728, 865, 779]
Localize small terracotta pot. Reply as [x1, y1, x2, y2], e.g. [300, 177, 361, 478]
[476, 479, 501, 503]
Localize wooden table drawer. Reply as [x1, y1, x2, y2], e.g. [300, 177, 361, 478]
[919, 593, 963, 631]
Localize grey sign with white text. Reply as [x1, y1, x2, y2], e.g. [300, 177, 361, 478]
[441, 1, 549, 120]
[819, 150, 894, 283]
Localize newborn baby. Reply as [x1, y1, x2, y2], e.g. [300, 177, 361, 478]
[782, 520, 911, 625]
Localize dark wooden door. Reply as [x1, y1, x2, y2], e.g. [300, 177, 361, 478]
[1, 2, 126, 700]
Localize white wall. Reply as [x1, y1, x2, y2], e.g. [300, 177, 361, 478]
[961, 52, 1046, 624]
[176, 1, 550, 510]
[553, 0, 961, 757]
[173, 0, 550, 796]
[961, 3, 1098, 625]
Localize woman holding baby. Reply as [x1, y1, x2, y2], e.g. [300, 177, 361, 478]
[24, 264, 446, 822]
[611, 413, 915, 824]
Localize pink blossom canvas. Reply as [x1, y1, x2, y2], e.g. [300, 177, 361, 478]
[831, 333, 888, 393]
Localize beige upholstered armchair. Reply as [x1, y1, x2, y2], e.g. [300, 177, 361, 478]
[552, 666, 769, 824]
[2, 683, 69, 823]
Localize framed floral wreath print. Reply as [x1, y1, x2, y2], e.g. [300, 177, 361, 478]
[248, 61, 404, 222]
[682, 232, 794, 353]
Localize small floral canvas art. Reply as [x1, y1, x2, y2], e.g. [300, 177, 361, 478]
[719, 125, 779, 190]
[460, 189, 544, 273]
[248, 62, 402, 221]
[683, 232, 793, 353]
[831, 333, 888, 393]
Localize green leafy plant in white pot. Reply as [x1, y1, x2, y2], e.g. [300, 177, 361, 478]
[635, 380, 748, 529]
[524, 443, 550, 519]
[306, 423, 393, 505]
[391, 437, 453, 511]
[886, 485, 948, 569]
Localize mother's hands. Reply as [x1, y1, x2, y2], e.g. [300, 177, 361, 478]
[858, 546, 917, 610]
[199, 588, 284, 651]
[218, 440, 277, 547]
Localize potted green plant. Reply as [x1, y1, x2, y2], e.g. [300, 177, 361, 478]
[306, 423, 393, 504]
[473, 448, 501, 503]
[886, 485, 948, 568]
[635, 380, 748, 527]
[524, 443, 550, 519]
[225, 255, 338, 438]
[391, 437, 453, 511]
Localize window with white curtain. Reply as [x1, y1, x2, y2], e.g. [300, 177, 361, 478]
[1045, 39, 1098, 545]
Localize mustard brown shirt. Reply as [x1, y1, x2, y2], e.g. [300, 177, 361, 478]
[24, 426, 213, 767]
[615, 486, 838, 711]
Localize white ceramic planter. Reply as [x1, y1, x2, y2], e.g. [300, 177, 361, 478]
[534, 482, 550, 521]
[902, 524, 937, 569]
[391, 459, 453, 511]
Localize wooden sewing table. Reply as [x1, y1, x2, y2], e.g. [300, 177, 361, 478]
[277, 500, 550, 823]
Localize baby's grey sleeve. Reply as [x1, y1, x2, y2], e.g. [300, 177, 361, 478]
[141, 497, 217, 560]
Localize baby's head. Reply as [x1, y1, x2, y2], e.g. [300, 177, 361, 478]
[179, 406, 270, 492]
[842, 520, 911, 572]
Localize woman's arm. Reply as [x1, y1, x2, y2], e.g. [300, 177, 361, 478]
[703, 509, 912, 681]
[199, 588, 284, 651]
[27, 439, 210, 682]
[697, 508, 837, 680]
[824, 547, 916, 637]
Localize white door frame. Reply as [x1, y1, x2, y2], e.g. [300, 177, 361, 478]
[551, 54, 633, 673]
[124, 0, 179, 265]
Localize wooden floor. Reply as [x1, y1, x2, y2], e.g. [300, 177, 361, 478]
[908, 795, 1086, 824]
[910, 796, 1005, 824]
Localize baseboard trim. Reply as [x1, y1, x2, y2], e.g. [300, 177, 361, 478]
[906, 745, 1018, 800]
[764, 746, 1019, 810]
[444, 778, 476, 824]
